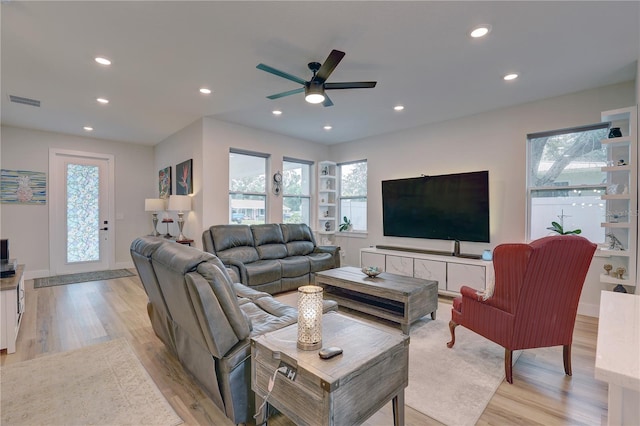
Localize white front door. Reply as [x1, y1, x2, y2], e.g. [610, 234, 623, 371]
[50, 149, 114, 275]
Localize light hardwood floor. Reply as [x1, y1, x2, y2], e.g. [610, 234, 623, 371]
[1, 274, 608, 425]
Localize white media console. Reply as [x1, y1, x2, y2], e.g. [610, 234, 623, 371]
[360, 246, 493, 296]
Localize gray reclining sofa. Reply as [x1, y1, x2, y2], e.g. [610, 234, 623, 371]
[130, 236, 337, 425]
[202, 223, 340, 294]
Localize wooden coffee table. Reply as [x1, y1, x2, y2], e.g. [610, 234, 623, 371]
[251, 312, 409, 426]
[315, 266, 438, 334]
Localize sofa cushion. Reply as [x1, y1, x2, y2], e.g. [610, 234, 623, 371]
[150, 241, 216, 348]
[244, 259, 282, 286]
[251, 224, 288, 260]
[211, 225, 259, 264]
[281, 223, 315, 256]
[185, 271, 242, 358]
[240, 298, 298, 336]
[279, 256, 311, 278]
[307, 252, 335, 272]
[233, 282, 273, 301]
[196, 262, 251, 340]
[281, 275, 310, 292]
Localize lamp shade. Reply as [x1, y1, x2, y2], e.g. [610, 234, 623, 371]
[297, 285, 323, 350]
[145, 198, 165, 212]
[168, 195, 191, 212]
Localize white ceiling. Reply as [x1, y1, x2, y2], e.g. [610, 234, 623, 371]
[1, 1, 638, 146]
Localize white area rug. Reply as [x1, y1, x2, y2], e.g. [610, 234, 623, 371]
[405, 303, 520, 426]
[1, 339, 183, 426]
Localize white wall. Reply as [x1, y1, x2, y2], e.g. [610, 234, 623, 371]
[0, 126, 154, 278]
[154, 118, 204, 245]
[155, 117, 330, 249]
[329, 80, 636, 316]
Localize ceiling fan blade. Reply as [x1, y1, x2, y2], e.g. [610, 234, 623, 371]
[257, 63, 307, 86]
[322, 94, 334, 107]
[266, 87, 305, 100]
[325, 81, 377, 90]
[314, 49, 345, 84]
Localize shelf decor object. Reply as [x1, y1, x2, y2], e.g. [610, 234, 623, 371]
[168, 195, 191, 241]
[608, 127, 622, 138]
[144, 198, 165, 236]
[599, 106, 637, 292]
[297, 285, 323, 350]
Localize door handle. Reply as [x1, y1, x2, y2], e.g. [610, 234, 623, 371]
[100, 227, 108, 231]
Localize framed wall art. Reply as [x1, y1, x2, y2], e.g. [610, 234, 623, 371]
[176, 159, 193, 195]
[1, 169, 47, 204]
[159, 166, 171, 198]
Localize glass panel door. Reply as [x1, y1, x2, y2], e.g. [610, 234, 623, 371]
[66, 163, 101, 263]
[50, 150, 113, 275]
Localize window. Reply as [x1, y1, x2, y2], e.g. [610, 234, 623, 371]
[283, 158, 312, 225]
[527, 124, 609, 242]
[229, 150, 267, 225]
[339, 160, 367, 231]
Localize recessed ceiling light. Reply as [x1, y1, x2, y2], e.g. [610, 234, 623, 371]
[503, 73, 519, 81]
[199, 88, 211, 94]
[94, 57, 111, 66]
[394, 105, 405, 111]
[83, 126, 94, 131]
[470, 26, 491, 38]
[323, 125, 332, 130]
[96, 97, 109, 104]
[272, 110, 282, 115]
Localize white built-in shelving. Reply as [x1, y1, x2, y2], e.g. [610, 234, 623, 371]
[599, 106, 637, 291]
[317, 161, 337, 236]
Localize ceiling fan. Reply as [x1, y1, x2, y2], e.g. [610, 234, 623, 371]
[256, 49, 376, 107]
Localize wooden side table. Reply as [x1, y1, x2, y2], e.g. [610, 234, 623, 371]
[252, 312, 409, 425]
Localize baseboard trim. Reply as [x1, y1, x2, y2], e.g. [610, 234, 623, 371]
[115, 261, 135, 270]
[25, 269, 50, 281]
[577, 302, 599, 318]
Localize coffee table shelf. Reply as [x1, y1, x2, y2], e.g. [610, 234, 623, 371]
[315, 266, 438, 334]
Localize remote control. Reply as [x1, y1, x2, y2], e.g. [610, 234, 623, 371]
[319, 346, 343, 359]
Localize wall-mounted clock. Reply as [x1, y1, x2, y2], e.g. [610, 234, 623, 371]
[273, 171, 282, 195]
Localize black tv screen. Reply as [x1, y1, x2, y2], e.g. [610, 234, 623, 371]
[382, 171, 490, 243]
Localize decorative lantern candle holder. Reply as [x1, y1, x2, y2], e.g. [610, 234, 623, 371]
[297, 285, 323, 350]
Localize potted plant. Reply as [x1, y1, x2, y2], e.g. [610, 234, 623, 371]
[339, 216, 352, 232]
[546, 221, 581, 235]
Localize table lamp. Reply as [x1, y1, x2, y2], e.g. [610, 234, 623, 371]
[144, 198, 165, 236]
[297, 285, 323, 350]
[168, 195, 192, 241]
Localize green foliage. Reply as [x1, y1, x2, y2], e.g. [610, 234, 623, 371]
[529, 128, 607, 187]
[339, 216, 352, 232]
[546, 221, 582, 235]
[340, 162, 367, 197]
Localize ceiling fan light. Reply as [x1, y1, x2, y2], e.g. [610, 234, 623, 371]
[305, 83, 325, 104]
[305, 93, 325, 104]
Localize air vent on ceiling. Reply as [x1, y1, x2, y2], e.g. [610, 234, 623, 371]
[9, 95, 41, 107]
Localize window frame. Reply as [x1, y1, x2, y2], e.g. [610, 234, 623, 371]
[525, 123, 609, 242]
[338, 159, 368, 233]
[282, 157, 313, 225]
[228, 149, 269, 225]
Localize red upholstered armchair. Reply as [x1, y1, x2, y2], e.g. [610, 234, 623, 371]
[447, 235, 596, 384]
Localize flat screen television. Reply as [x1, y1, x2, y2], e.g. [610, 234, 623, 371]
[382, 171, 490, 243]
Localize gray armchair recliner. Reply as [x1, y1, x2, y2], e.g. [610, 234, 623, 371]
[130, 236, 337, 425]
